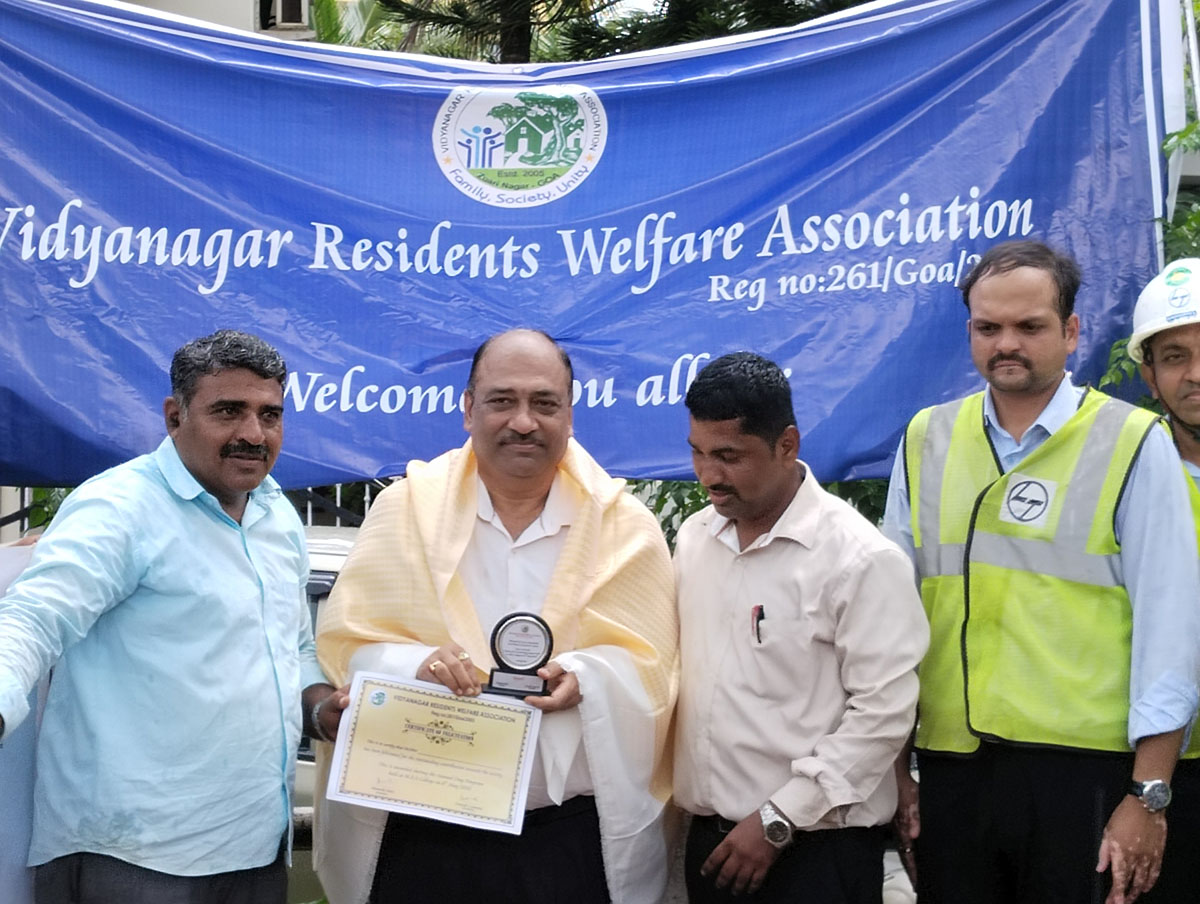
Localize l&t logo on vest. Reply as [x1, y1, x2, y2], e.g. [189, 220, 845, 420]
[1000, 475, 1056, 529]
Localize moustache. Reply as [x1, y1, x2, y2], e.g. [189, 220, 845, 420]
[499, 432, 543, 446]
[221, 441, 269, 460]
[988, 353, 1032, 371]
[706, 484, 738, 498]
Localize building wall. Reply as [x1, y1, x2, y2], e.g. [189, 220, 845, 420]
[0, 488, 21, 544]
[126, 0, 258, 34]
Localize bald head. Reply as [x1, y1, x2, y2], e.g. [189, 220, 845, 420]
[466, 329, 573, 398]
[463, 330, 575, 488]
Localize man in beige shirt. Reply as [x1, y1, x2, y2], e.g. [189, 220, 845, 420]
[673, 352, 929, 904]
[314, 329, 679, 904]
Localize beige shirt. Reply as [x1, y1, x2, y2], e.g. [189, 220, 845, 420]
[672, 462, 929, 831]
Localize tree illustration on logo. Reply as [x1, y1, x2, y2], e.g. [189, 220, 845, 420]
[488, 92, 584, 168]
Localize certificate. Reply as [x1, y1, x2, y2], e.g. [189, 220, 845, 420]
[325, 672, 542, 834]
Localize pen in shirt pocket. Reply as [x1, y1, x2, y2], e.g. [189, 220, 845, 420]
[751, 605, 765, 643]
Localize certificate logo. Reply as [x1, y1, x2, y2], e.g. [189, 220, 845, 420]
[433, 85, 607, 208]
[370, 691, 387, 706]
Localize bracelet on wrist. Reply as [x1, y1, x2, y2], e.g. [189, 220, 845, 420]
[310, 695, 335, 743]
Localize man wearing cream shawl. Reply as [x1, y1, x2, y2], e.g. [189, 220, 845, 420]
[314, 329, 679, 904]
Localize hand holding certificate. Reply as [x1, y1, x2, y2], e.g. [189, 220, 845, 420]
[325, 672, 542, 834]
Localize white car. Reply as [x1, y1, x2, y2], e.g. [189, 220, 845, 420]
[290, 525, 358, 904]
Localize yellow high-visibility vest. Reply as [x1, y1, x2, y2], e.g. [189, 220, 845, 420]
[905, 388, 1159, 753]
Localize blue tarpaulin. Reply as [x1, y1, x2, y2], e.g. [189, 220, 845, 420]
[0, 0, 1182, 485]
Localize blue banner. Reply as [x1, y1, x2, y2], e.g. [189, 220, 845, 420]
[0, 0, 1175, 485]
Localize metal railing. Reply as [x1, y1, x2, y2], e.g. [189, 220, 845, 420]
[1, 482, 388, 538]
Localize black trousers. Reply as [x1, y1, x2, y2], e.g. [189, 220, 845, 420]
[369, 795, 610, 904]
[915, 744, 1132, 904]
[684, 813, 886, 904]
[34, 848, 286, 904]
[1141, 756, 1200, 904]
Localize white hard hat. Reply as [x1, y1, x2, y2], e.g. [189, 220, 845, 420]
[1129, 258, 1200, 363]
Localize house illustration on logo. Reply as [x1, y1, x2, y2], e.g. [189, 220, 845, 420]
[506, 114, 554, 158]
[488, 93, 584, 168]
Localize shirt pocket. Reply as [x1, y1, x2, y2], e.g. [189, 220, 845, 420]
[733, 612, 817, 702]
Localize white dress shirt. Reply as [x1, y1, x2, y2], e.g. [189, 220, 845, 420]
[673, 463, 929, 830]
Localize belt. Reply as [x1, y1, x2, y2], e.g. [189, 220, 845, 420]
[694, 813, 741, 834]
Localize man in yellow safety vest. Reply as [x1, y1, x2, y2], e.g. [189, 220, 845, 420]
[882, 241, 1200, 904]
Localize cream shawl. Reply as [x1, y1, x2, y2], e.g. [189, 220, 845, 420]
[313, 438, 679, 904]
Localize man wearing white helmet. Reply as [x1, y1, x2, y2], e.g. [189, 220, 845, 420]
[1128, 258, 1200, 903]
[882, 240, 1200, 904]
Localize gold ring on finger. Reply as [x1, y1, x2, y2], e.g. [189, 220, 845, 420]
[429, 660, 442, 672]
[457, 651, 471, 661]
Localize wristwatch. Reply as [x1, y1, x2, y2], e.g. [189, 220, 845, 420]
[758, 801, 794, 849]
[1129, 779, 1172, 812]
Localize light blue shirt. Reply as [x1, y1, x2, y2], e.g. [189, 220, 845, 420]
[0, 437, 324, 875]
[882, 377, 1200, 747]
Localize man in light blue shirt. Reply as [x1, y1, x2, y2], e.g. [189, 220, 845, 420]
[1123, 258, 1200, 904]
[0, 330, 341, 904]
[882, 242, 1200, 904]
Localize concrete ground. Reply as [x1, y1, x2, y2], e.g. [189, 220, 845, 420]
[288, 815, 918, 904]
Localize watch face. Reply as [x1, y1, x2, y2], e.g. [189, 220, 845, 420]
[765, 821, 791, 844]
[1142, 781, 1172, 811]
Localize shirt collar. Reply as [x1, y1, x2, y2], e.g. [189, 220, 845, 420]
[152, 436, 282, 516]
[981, 371, 1082, 438]
[707, 461, 819, 553]
[475, 471, 573, 542]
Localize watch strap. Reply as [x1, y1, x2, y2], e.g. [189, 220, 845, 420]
[1129, 778, 1172, 811]
[759, 801, 795, 849]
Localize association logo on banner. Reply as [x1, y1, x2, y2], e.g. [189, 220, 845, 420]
[433, 85, 606, 208]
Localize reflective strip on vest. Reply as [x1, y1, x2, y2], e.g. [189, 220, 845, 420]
[965, 533, 1121, 587]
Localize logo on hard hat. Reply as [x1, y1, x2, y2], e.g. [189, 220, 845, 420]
[1168, 287, 1192, 308]
[1165, 266, 1192, 287]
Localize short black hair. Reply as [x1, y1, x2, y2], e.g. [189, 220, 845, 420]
[170, 330, 287, 408]
[465, 329, 574, 395]
[959, 240, 1081, 322]
[685, 352, 796, 445]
